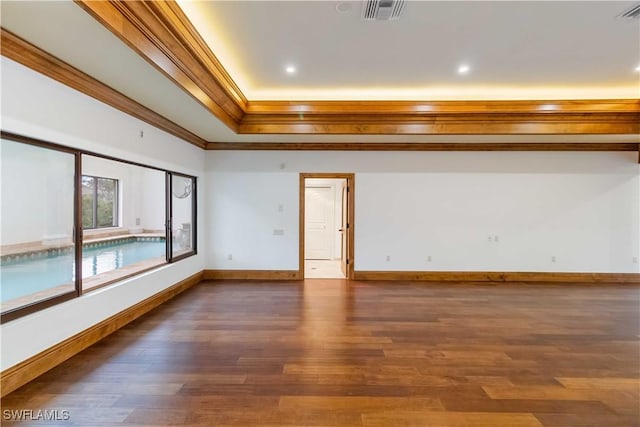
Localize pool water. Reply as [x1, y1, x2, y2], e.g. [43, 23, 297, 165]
[1, 241, 165, 303]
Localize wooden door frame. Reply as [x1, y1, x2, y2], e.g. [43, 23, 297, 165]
[300, 173, 355, 280]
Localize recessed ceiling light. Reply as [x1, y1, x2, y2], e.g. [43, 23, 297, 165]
[539, 104, 558, 111]
[457, 64, 470, 75]
[336, 2, 352, 13]
[285, 65, 297, 74]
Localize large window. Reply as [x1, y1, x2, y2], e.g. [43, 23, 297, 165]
[81, 155, 169, 292]
[0, 137, 78, 316]
[0, 132, 197, 323]
[82, 175, 118, 229]
[169, 173, 197, 260]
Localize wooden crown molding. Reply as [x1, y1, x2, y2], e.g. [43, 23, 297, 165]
[1, 28, 208, 149]
[240, 99, 640, 134]
[207, 142, 640, 152]
[73, 1, 639, 136]
[75, 0, 244, 132]
[237, 118, 639, 135]
[246, 99, 640, 114]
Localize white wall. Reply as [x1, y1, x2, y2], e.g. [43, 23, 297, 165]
[0, 57, 205, 370]
[206, 150, 640, 274]
[205, 171, 298, 269]
[1, 139, 75, 245]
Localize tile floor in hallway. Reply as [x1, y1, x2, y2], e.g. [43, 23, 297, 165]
[304, 259, 345, 279]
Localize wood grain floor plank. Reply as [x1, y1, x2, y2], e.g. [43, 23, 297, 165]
[278, 396, 443, 411]
[555, 377, 640, 391]
[361, 410, 544, 426]
[441, 397, 616, 415]
[533, 412, 640, 427]
[483, 385, 638, 401]
[2, 280, 638, 426]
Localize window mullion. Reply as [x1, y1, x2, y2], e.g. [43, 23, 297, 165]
[92, 178, 98, 229]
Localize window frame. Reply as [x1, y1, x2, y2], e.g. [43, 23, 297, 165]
[167, 172, 198, 263]
[81, 174, 119, 229]
[0, 130, 198, 323]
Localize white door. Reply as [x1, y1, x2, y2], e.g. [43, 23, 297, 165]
[305, 186, 333, 259]
[340, 181, 348, 276]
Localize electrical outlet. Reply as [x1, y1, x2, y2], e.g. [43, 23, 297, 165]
[273, 229, 285, 236]
[227, 254, 233, 261]
[488, 236, 493, 242]
[551, 255, 556, 263]
[427, 255, 432, 262]
[633, 257, 639, 264]
[494, 235, 499, 242]
[278, 204, 284, 212]
[386, 255, 391, 262]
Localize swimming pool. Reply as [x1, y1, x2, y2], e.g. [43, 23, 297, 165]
[1, 239, 165, 303]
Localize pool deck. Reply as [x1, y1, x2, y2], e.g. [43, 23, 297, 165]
[1, 232, 193, 314]
[1, 256, 167, 313]
[0, 232, 166, 259]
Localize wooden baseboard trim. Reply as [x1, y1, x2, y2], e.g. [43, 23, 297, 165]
[353, 271, 640, 283]
[203, 269, 302, 281]
[0, 271, 203, 397]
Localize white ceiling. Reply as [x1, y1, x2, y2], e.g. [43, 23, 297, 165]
[1, 0, 639, 143]
[178, 0, 640, 100]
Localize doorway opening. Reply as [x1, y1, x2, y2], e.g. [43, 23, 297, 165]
[300, 173, 354, 280]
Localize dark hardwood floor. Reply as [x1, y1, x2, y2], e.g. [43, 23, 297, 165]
[2, 280, 639, 426]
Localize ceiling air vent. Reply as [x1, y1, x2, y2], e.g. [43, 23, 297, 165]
[618, 2, 640, 19]
[362, 0, 406, 21]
